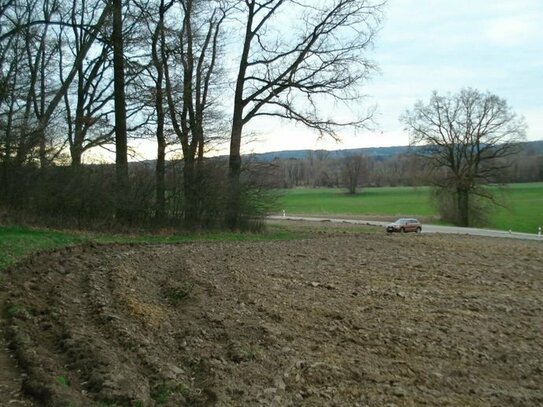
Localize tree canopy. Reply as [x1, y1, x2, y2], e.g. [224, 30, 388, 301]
[401, 88, 527, 226]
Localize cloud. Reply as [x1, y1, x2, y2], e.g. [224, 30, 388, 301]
[482, 16, 541, 47]
[522, 109, 543, 139]
[246, 0, 543, 152]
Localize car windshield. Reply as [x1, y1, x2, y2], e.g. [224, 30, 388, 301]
[394, 219, 407, 224]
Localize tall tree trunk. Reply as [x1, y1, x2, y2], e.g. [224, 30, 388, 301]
[153, 0, 167, 222]
[70, 138, 83, 167]
[183, 156, 198, 228]
[38, 31, 47, 168]
[1, 98, 15, 202]
[70, 65, 86, 168]
[155, 114, 166, 222]
[349, 177, 357, 195]
[38, 128, 47, 167]
[112, 0, 129, 221]
[155, 82, 166, 221]
[226, 4, 253, 230]
[226, 119, 243, 229]
[155, 140, 166, 220]
[457, 188, 469, 227]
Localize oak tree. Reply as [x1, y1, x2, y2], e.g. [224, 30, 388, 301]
[402, 88, 527, 226]
[226, 0, 384, 228]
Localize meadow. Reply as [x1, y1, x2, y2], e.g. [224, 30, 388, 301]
[0, 224, 323, 272]
[277, 182, 543, 234]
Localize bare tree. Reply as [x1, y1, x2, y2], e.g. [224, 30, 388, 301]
[401, 88, 527, 226]
[130, 0, 177, 221]
[0, 0, 67, 167]
[341, 153, 369, 194]
[0, 8, 27, 194]
[111, 0, 130, 220]
[161, 0, 226, 226]
[59, 0, 115, 167]
[149, 0, 169, 221]
[226, 0, 384, 229]
[0, 0, 110, 167]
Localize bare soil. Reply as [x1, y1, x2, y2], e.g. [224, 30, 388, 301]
[1, 227, 542, 406]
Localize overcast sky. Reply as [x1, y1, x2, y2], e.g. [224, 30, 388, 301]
[242, 0, 543, 154]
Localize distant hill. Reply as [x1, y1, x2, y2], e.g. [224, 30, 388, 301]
[133, 140, 543, 167]
[245, 145, 412, 161]
[524, 139, 543, 153]
[245, 140, 543, 161]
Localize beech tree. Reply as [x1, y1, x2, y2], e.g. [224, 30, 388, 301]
[226, 0, 384, 229]
[402, 88, 527, 227]
[60, 0, 116, 167]
[0, 0, 110, 208]
[133, 0, 227, 224]
[148, 0, 169, 221]
[159, 0, 226, 226]
[2, 0, 388, 229]
[111, 0, 130, 220]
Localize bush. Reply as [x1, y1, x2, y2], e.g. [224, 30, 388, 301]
[0, 159, 278, 232]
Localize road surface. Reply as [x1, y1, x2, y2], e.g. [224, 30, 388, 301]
[268, 215, 543, 242]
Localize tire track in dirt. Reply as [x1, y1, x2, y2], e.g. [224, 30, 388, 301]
[2, 234, 543, 406]
[0, 315, 34, 406]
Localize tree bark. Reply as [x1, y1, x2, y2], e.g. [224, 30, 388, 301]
[226, 2, 254, 230]
[152, 0, 166, 222]
[112, 0, 129, 221]
[70, 65, 86, 167]
[155, 98, 166, 221]
[457, 187, 469, 227]
[183, 156, 198, 228]
[226, 119, 243, 229]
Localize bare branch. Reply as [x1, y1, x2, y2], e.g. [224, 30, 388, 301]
[402, 88, 527, 226]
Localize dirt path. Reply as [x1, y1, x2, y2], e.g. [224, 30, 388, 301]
[1, 232, 542, 406]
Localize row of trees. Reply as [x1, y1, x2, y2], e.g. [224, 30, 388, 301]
[267, 151, 427, 189]
[0, 1, 529, 229]
[0, 0, 385, 229]
[264, 140, 539, 191]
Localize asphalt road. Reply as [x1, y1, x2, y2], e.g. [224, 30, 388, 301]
[268, 215, 543, 242]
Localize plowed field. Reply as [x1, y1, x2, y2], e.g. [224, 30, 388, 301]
[2, 229, 542, 406]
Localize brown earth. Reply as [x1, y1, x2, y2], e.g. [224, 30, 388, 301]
[1, 226, 542, 406]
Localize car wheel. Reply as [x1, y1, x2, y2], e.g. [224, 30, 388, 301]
[416, 227, 421, 233]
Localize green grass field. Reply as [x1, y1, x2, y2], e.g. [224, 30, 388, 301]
[0, 226, 86, 271]
[491, 183, 543, 233]
[277, 186, 436, 218]
[1, 183, 541, 272]
[0, 224, 328, 272]
[277, 183, 543, 234]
